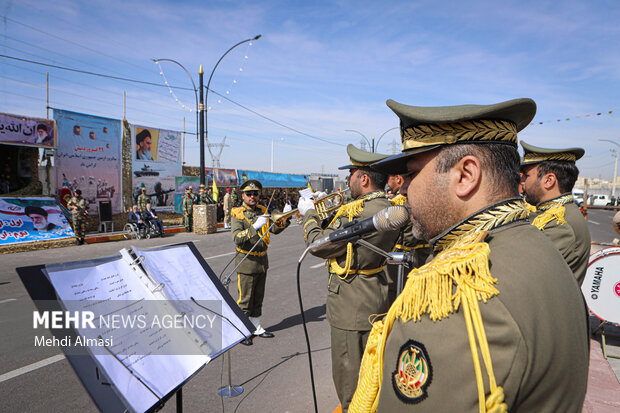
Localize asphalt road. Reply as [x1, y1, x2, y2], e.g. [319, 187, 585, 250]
[0, 224, 340, 413]
[1, 214, 619, 413]
[585, 208, 618, 243]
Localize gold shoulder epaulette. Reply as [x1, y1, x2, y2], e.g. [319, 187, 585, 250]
[390, 194, 407, 206]
[532, 204, 566, 230]
[231, 207, 246, 220]
[257, 204, 268, 214]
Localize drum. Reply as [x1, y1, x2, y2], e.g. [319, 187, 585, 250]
[582, 247, 620, 324]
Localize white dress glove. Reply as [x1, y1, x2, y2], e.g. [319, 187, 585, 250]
[312, 191, 327, 200]
[298, 197, 315, 217]
[252, 214, 269, 230]
[283, 202, 293, 213]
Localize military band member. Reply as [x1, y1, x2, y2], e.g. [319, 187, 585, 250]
[181, 186, 195, 232]
[231, 179, 290, 345]
[519, 141, 591, 285]
[349, 98, 589, 413]
[385, 174, 430, 304]
[67, 189, 89, 245]
[137, 187, 149, 213]
[298, 145, 399, 412]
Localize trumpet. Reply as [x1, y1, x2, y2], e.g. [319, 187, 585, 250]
[271, 190, 348, 224]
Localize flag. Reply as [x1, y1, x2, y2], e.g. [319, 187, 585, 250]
[212, 173, 219, 202]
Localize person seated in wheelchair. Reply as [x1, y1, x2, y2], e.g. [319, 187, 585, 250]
[144, 203, 165, 237]
[128, 205, 149, 237]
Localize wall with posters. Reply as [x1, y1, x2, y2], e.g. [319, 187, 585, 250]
[0, 198, 74, 245]
[132, 126, 181, 212]
[0, 112, 55, 148]
[54, 110, 122, 214]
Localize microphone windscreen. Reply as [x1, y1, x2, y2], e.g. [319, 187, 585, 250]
[373, 205, 410, 231]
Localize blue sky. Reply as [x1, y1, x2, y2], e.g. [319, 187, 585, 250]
[1, 0, 619, 179]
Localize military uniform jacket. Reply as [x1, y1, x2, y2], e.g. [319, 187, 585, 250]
[373, 199, 589, 412]
[302, 191, 399, 331]
[67, 196, 89, 217]
[530, 194, 591, 285]
[181, 193, 194, 213]
[137, 193, 149, 211]
[231, 202, 287, 274]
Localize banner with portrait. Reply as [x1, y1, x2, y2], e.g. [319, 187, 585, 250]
[0, 197, 74, 245]
[0, 112, 56, 148]
[54, 110, 122, 215]
[205, 168, 238, 187]
[132, 126, 181, 212]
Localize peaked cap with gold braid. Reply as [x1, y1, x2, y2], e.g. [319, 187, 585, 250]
[373, 98, 537, 175]
[520, 141, 584, 166]
[339, 144, 391, 170]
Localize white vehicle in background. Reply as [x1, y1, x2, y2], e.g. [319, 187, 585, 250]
[591, 194, 611, 206]
[572, 190, 584, 206]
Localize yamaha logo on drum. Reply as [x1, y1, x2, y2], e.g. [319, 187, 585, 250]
[591, 267, 603, 300]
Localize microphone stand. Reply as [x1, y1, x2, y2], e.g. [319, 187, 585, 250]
[354, 239, 412, 295]
[218, 221, 276, 398]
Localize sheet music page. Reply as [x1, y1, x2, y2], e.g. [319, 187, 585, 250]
[46, 257, 208, 413]
[133, 245, 251, 356]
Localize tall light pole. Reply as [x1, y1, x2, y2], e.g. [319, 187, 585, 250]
[205, 35, 261, 183]
[151, 57, 199, 172]
[599, 139, 619, 198]
[345, 127, 399, 152]
[374, 127, 399, 153]
[345, 129, 372, 151]
[271, 138, 284, 172]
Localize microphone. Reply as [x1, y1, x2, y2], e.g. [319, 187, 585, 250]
[309, 205, 409, 250]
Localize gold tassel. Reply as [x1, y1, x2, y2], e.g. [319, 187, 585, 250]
[328, 197, 366, 226]
[390, 194, 407, 206]
[524, 202, 536, 214]
[531, 204, 566, 230]
[349, 231, 505, 413]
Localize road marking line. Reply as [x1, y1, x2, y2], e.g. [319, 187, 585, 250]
[0, 354, 65, 384]
[0, 298, 17, 304]
[310, 263, 324, 269]
[205, 251, 236, 260]
[589, 220, 600, 225]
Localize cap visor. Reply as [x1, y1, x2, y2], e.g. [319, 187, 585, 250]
[338, 164, 358, 170]
[372, 145, 440, 175]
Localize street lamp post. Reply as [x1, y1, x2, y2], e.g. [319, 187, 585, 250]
[345, 129, 371, 151]
[345, 127, 399, 153]
[151, 58, 200, 173]
[271, 138, 284, 172]
[599, 139, 620, 198]
[205, 35, 261, 182]
[374, 127, 399, 153]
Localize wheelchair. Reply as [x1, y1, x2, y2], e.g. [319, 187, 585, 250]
[146, 219, 163, 237]
[123, 222, 150, 240]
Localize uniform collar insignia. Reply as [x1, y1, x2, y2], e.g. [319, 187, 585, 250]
[536, 193, 574, 211]
[432, 198, 528, 253]
[355, 190, 387, 202]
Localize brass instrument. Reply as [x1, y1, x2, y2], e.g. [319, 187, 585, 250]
[271, 191, 347, 224]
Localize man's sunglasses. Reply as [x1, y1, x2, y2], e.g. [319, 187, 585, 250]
[245, 191, 259, 196]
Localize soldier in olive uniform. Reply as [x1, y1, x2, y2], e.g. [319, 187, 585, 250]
[231, 188, 239, 208]
[386, 173, 430, 304]
[137, 187, 149, 213]
[67, 188, 89, 245]
[198, 183, 214, 205]
[298, 144, 399, 412]
[347, 98, 589, 413]
[181, 186, 195, 232]
[520, 141, 591, 285]
[231, 179, 290, 345]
